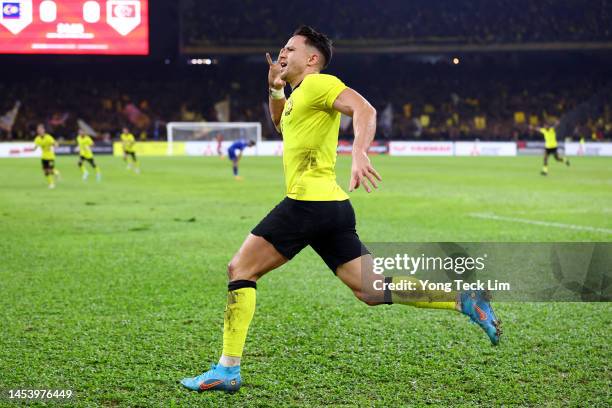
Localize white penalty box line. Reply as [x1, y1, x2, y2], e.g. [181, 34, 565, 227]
[469, 213, 612, 235]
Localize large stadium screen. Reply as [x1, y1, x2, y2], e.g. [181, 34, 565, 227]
[0, 0, 148, 54]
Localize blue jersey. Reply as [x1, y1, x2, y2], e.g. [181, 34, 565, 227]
[228, 140, 248, 158]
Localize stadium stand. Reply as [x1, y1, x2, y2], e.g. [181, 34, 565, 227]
[181, 0, 612, 46]
[1, 53, 609, 142]
[1, 0, 610, 142]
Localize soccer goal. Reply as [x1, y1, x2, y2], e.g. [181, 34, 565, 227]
[166, 122, 262, 156]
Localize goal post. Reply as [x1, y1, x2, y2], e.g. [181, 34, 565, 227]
[166, 122, 262, 156]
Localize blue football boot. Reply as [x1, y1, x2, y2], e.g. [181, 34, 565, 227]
[181, 363, 241, 393]
[460, 290, 502, 345]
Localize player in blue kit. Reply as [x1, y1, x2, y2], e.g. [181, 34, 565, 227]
[228, 140, 256, 180]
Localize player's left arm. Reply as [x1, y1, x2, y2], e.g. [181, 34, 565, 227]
[333, 88, 381, 193]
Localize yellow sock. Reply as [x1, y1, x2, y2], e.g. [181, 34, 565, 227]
[385, 276, 457, 311]
[410, 300, 457, 310]
[46, 174, 54, 185]
[222, 281, 257, 358]
[79, 165, 86, 175]
[96, 167, 101, 174]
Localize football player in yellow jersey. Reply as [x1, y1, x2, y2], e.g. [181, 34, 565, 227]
[120, 127, 140, 173]
[531, 119, 570, 175]
[33, 123, 61, 189]
[76, 129, 101, 182]
[181, 26, 501, 393]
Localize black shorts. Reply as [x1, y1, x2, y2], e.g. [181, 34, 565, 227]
[545, 147, 558, 154]
[125, 151, 137, 160]
[79, 156, 96, 167]
[41, 159, 54, 170]
[252, 197, 369, 273]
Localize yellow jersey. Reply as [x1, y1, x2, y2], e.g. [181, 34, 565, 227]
[77, 134, 94, 159]
[539, 127, 558, 149]
[121, 132, 136, 152]
[280, 73, 348, 201]
[34, 134, 56, 160]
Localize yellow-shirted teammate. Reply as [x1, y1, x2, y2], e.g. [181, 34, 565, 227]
[181, 26, 501, 394]
[76, 129, 101, 182]
[531, 119, 570, 175]
[33, 123, 61, 189]
[120, 127, 140, 173]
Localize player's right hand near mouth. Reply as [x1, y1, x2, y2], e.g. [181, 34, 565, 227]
[266, 51, 286, 90]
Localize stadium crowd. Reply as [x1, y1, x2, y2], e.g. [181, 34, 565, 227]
[1, 56, 610, 142]
[182, 0, 612, 46]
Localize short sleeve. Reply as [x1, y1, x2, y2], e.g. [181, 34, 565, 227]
[304, 74, 347, 110]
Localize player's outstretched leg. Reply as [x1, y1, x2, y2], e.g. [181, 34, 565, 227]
[95, 166, 102, 182]
[124, 153, 132, 170]
[541, 151, 549, 175]
[337, 256, 502, 345]
[89, 159, 102, 182]
[181, 279, 256, 393]
[555, 151, 570, 167]
[181, 234, 287, 393]
[41, 161, 55, 188]
[132, 153, 140, 174]
[79, 158, 89, 180]
[45, 169, 55, 189]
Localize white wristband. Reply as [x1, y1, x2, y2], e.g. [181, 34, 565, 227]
[269, 87, 285, 100]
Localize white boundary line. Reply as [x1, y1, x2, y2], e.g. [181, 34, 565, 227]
[469, 213, 612, 235]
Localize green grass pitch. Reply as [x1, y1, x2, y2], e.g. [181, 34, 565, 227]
[0, 155, 610, 407]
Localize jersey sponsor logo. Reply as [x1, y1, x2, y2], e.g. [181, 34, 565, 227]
[284, 98, 293, 116]
[2, 2, 20, 18]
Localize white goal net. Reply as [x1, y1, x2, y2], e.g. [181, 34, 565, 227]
[166, 122, 262, 156]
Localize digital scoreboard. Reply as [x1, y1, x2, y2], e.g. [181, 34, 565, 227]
[0, 0, 148, 54]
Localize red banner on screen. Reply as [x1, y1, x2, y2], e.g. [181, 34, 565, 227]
[0, 0, 148, 54]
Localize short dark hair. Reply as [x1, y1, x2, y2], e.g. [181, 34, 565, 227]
[293, 25, 332, 69]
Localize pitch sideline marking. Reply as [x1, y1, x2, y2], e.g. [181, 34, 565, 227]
[469, 212, 612, 235]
